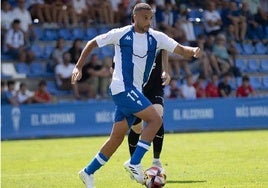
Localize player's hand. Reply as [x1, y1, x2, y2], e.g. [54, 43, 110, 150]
[193, 47, 201, 58]
[71, 66, 82, 84]
[162, 71, 171, 86]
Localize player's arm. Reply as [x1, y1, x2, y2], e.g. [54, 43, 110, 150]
[71, 40, 98, 84]
[173, 43, 201, 59]
[161, 50, 170, 86]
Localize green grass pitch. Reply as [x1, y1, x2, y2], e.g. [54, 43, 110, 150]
[2, 130, 268, 188]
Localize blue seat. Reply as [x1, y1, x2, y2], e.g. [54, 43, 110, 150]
[247, 59, 259, 72]
[234, 42, 243, 54]
[70, 28, 84, 40]
[16, 63, 30, 75]
[84, 28, 98, 40]
[29, 62, 45, 77]
[236, 77, 242, 87]
[42, 29, 58, 41]
[31, 44, 44, 59]
[33, 26, 44, 40]
[242, 43, 255, 55]
[260, 59, 268, 72]
[229, 77, 237, 90]
[255, 42, 267, 54]
[43, 45, 54, 59]
[46, 81, 71, 95]
[262, 76, 268, 90]
[188, 9, 203, 22]
[235, 58, 247, 72]
[250, 76, 262, 89]
[100, 45, 114, 58]
[58, 28, 71, 40]
[98, 26, 110, 34]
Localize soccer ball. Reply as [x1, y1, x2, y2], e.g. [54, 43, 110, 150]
[144, 166, 166, 188]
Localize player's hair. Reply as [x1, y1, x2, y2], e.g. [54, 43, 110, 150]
[132, 3, 153, 15]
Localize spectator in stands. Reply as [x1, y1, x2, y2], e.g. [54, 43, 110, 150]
[218, 72, 232, 98]
[165, 77, 181, 99]
[236, 75, 256, 97]
[203, 1, 222, 36]
[213, 33, 234, 75]
[4, 19, 34, 62]
[55, 52, 78, 96]
[68, 38, 83, 64]
[34, 80, 52, 103]
[2, 80, 19, 106]
[108, 0, 122, 24]
[52, 0, 77, 27]
[1, 0, 13, 47]
[17, 83, 34, 104]
[158, 1, 175, 34]
[26, 0, 47, 25]
[240, 1, 265, 41]
[194, 34, 213, 78]
[181, 75, 196, 100]
[205, 74, 219, 98]
[85, 54, 111, 98]
[221, 1, 247, 41]
[225, 24, 238, 59]
[193, 74, 206, 98]
[50, 38, 66, 69]
[72, 0, 89, 26]
[175, 3, 196, 41]
[12, 0, 36, 44]
[254, 7, 268, 39]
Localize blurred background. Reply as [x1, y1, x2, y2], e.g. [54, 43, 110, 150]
[1, 0, 268, 139]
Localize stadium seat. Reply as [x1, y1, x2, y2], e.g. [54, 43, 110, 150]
[262, 76, 268, 90]
[242, 43, 255, 55]
[1, 63, 26, 78]
[29, 62, 45, 77]
[70, 28, 84, 40]
[43, 45, 54, 59]
[16, 63, 30, 75]
[58, 28, 71, 40]
[42, 29, 58, 41]
[236, 77, 242, 87]
[255, 42, 267, 54]
[84, 28, 98, 40]
[229, 77, 237, 90]
[188, 9, 203, 22]
[193, 23, 204, 37]
[46, 81, 71, 95]
[100, 45, 114, 58]
[250, 76, 262, 89]
[31, 44, 44, 59]
[235, 58, 247, 72]
[247, 59, 259, 72]
[260, 59, 268, 72]
[98, 26, 110, 34]
[234, 42, 243, 54]
[33, 26, 44, 40]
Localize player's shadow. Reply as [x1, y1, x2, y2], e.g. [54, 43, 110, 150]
[167, 180, 207, 184]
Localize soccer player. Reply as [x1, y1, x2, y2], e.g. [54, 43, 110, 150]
[128, 49, 169, 169]
[71, 3, 200, 187]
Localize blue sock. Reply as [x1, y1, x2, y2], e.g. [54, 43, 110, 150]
[84, 152, 109, 175]
[130, 140, 151, 165]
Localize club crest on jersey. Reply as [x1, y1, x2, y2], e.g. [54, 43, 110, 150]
[125, 35, 132, 40]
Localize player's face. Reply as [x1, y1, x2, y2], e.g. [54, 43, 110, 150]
[134, 10, 153, 33]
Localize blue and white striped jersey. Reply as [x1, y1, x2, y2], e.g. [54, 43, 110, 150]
[95, 25, 178, 95]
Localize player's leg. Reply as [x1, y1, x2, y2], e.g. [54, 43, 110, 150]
[152, 104, 164, 168]
[79, 118, 129, 187]
[128, 119, 142, 156]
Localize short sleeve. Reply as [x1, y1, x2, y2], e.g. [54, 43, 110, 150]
[156, 31, 178, 53]
[95, 28, 120, 48]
